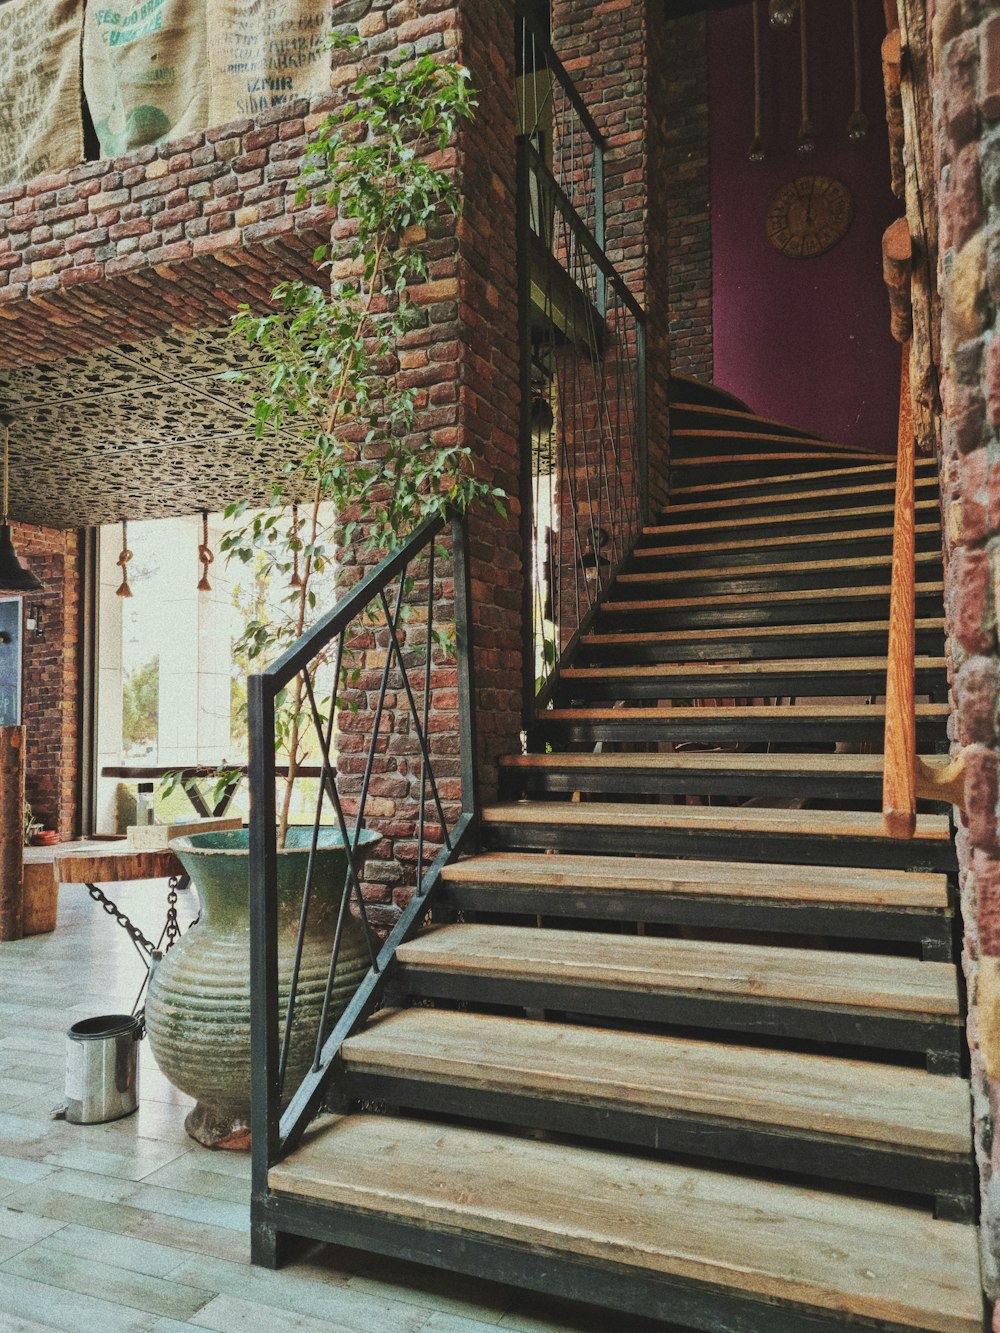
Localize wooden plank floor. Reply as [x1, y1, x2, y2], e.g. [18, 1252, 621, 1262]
[0, 882, 647, 1332]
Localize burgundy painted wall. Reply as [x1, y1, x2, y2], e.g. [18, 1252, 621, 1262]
[709, 3, 899, 451]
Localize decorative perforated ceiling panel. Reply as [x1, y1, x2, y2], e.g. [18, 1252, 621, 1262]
[0, 326, 309, 529]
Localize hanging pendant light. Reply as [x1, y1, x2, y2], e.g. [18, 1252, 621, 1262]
[0, 414, 42, 594]
[748, 1, 766, 162]
[197, 510, 214, 593]
[797, 0, 816, 154]
[769, 0, 798, 29]
[115, 520, 133, 598]
[847, 0, 869, 142]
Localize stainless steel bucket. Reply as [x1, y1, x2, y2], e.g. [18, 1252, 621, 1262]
[65, 1014, 140, 1124]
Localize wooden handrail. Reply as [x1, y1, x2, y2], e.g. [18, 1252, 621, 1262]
[883, 350, 968, 836]
[883, 358, 918, 839]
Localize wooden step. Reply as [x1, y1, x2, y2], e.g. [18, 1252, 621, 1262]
[269, 1115, 982, 1333]
[670, 428, 883, 459]
[499, 750, 950, 805]
[614, 550, 942, 599]
[556, 654, 947, 700]
[641, 496, 940, 542]
[669, 463, 936, 508]
[480, 800, 956, 872]
[340, 1008, 973, 1214]
[581, 617, 945, 664]
[669, 371, 751, 411]
[440, 849, 954, 954]
[670, 400, 829, 439]
[395, 923, 963, 1066]
[631, 522, 941, 570]
[536, 702, 949, 747]
[599, 581, 945, 632]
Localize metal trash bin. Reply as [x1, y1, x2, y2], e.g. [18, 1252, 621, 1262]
[65, 1014, 140, 1124]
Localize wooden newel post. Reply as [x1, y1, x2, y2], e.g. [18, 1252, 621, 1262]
[0, 726, 25, 942]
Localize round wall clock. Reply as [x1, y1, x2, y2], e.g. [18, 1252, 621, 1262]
[765, 175, 853, 259]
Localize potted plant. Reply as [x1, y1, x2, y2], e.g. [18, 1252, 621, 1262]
[146, 34, 497, 1148]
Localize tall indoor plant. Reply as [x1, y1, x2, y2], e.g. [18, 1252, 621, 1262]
[147, 36, 496, 1148]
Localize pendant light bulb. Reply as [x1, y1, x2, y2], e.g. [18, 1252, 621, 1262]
[769, 0, 798, 29]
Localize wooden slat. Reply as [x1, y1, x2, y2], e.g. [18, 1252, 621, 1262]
[587, 617, 944, 644]
[397, 923, 960, 1015]
[671, 428, 879, 457]
[670, 401, 829, 439]
[617, 551, 941, 587]
[343, 1008, 968, 1152]
[603, 581, 944, 616]
[634, 522, 940, 560]
[442, 850, 950, 910]
[481, 801, 952, 843]
[884, 388, 918, 838]
[501, 752, 941, 775]
[561, 653, 946, 681]
[543, 703, 949, 722]
[270, 1116, 982, 1332]
[644, 497, 940, 537]
[670, 463, 936, 505]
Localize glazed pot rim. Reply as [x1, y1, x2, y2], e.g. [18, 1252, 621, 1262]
[169, 826, 382, 857]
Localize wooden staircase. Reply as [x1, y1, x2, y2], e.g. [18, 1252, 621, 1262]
[266, 382, 983, 1332]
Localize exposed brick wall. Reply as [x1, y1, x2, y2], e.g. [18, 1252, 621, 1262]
[929, 0, 1000, 1315]
[0, 103, 335, 369]
[550, 0, 671, 511]
[11, 523, 79, 839]
[663, 13, 712, 382]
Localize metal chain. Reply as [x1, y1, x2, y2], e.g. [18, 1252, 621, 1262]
[163, 876, 182, 950]
[86, 883, 157, 958]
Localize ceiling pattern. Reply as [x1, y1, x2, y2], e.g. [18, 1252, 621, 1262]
[0, 326, 311, 529]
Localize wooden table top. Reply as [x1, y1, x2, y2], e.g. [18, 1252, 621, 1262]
[37, 840, 184, 884]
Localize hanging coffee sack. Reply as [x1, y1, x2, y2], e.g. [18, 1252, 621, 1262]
[83, 0, 209, 158]
[0, 0, 84, 186]
[208, 0, 339, 124]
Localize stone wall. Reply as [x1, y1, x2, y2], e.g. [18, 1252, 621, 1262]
[929, 0, 1000, 1315]
[12, 524, 80, 839]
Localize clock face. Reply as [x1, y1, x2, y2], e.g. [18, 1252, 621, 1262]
[765, 175, 853, 258]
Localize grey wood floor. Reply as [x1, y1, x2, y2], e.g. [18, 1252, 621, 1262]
[0, 880, 648, 1333]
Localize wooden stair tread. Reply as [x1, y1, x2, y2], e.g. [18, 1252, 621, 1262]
[670, 472, 937, 508]
[635, 522, 940, 559]
[562, 654, 946, 679]
[669, 457, 934, 495]
[670, 452, 881, 470]
[670, 400, 828, 437]
[441, 850, 951, 909]
[543, 703, 949, 720]
[500, 752, 940, 774]
[396, 923, 960, 1016]
[604, 581, 944, 614]
[671, 427, 878, 455]
[644, 497, 940, 537]
[586, 618, 944, 646]
[481, 801, 952, 842]
[269, 1115, 981, 1332]
[343, 1008, 970, 1153]
[618, 551, 941, 585]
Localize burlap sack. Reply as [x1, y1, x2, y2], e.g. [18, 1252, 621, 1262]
[83, 0, 209, 157]
[208, 0, 337, 124]
[0, 0, 84, 186]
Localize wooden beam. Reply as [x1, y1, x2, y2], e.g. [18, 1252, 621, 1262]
[883, 217, 914, 343]
[0, 726, 25, 942]
[882, 29, 905, 199]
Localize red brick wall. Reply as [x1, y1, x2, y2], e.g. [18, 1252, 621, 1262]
[11, 523, 79, 839]
[929, 0, 1000, 1313]
[663, 12, 712, 383]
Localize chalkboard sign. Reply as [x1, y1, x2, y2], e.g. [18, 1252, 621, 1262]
[0, 599, 22, 727]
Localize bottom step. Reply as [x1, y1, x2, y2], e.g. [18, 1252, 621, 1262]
[267, 1115, 982, 1333]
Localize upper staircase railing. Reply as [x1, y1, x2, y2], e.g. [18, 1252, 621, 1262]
[248, 511, 477, 1185]
[515, 5, 648, 729]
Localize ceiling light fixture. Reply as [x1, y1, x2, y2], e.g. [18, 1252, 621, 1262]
[0, 413, 42, 594]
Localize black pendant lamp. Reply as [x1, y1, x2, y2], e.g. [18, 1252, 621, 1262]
[0, 413, 42, 593]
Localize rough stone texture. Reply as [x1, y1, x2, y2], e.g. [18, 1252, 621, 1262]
[933, 0, 1000, 1307]
[12, 523, 80, 839]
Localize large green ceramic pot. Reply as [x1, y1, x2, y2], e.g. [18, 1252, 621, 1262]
[145, 826, 379, 1150]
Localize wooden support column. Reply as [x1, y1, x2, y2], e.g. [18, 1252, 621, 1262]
[883, 218, 914, 343]
[0, 726, 25, 942]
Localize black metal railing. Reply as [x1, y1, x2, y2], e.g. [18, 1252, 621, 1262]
[248, 510, 477, 1193]
[516, 2, 604, 251]
[518, 139, 647, 720]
